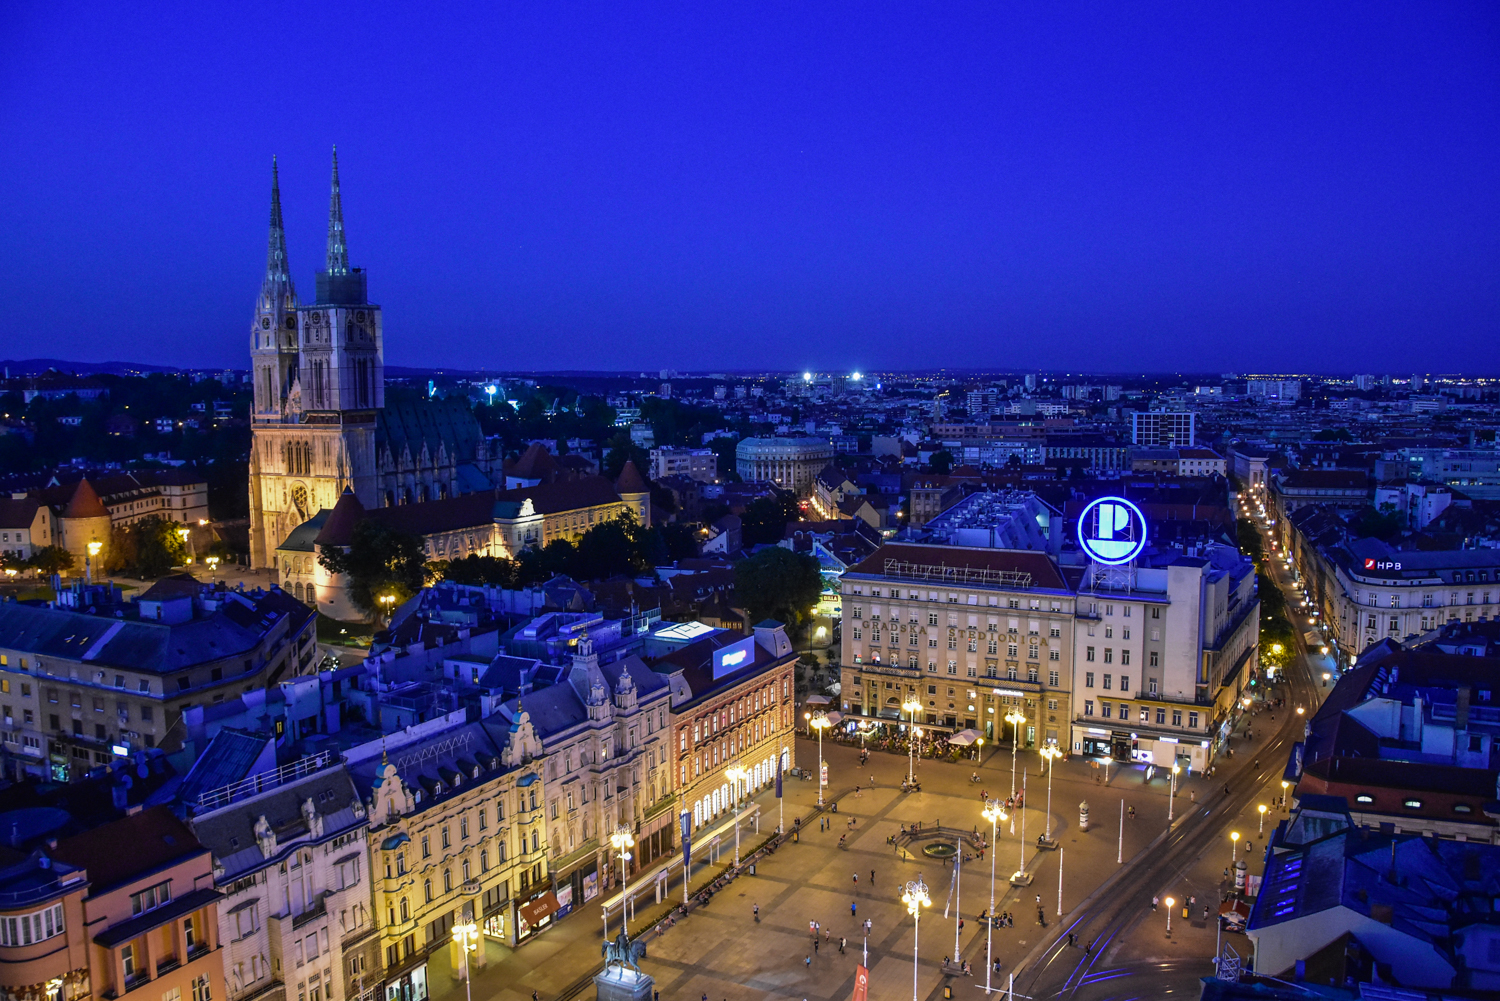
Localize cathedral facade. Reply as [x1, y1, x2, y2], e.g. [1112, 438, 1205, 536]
[248, 152, 496, 569]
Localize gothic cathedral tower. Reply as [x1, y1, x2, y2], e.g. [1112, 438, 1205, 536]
[248, 149, 384, 569]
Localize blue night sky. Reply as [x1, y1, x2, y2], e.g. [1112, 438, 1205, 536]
[3, 2, 1499, 373]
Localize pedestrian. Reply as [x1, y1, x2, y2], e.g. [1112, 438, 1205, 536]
[851, 901, 857, 917]
[1085, 940, 1092, 957]
[754, 903, 760, 921]
[853, 872, 858, 884]
[1037, 906, 1046, 927]
[1128, 805, 1135, 819]
[959, 918, 965, 931]
[814, 939, 819, 955]
[871, 869, 876, 886]
[1152, 895, 1159, 912]
[839, 937, 845, 954]
[1068, 932, 1076, 947]
[805, 956, 811, 968]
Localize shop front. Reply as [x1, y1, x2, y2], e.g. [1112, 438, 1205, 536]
[384, 961, 427, 1001]
[516, 890, 562, 944]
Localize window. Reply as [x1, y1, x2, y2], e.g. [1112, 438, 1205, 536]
[131, 881, 171, 915]
[0, 903, 64, 946]
[1188, 711, 1199, 729]
[1149, 652, 1159, 667]
[1085, 672, 1094, 688]
[1084, 700, 1094, 716]
[122, 943, 137, 979]
[1155, 708, 1165, 724]
[1120, 676, 1130, 693]
[1101, 702, 1112, 719]
[1048, 671, 1059, 687]
[1102, 674, 1112, 690]
[1402, 798, 1422, 809]
[1086, 647, 1095, 662]
[1120, 650, 1130, 666]
[1103, 649, 1113, 664]
[1172, 710, 1182, 727]
[192, 975, 212, 1001]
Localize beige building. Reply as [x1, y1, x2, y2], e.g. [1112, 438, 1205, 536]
[735, 438, 835, 496]
[836, 544, 1077, 750]
[0, 494, 54, 563]
[351, 715, 548, 1001]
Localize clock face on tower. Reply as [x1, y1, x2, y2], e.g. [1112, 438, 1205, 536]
[261, 317, 271, 329]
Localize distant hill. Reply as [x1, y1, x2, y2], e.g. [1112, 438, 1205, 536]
[0, 359, 230, 377]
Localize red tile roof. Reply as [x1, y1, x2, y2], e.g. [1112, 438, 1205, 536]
[61, 478, 107, 520]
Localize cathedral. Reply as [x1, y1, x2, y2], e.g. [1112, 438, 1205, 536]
[247, 152, 499, 569]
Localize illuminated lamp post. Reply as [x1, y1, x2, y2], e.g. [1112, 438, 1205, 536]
[901, 877, 931, 1001]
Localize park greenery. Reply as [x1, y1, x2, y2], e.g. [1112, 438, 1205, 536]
[732, 546, 823, 632]
[106, 515, 191, 578]
[317, 519, 433, 615]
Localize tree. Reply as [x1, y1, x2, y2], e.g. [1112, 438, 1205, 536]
[929, 450, 954, 475]
[439, 554, 521, 587]
[575, 513, 649, 580]
[741, 492, 801, 546]
[734, 547, 822, 633]
[106, 516, 188, 578]
[27, 546, 75, 575]
[1350, 505, 1405, 541]
[317, 519, 430, 616]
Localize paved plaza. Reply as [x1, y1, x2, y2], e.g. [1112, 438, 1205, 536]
[430, 725, 1238, 1001]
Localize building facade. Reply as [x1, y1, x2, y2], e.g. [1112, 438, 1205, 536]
[1130, 411, 1196, 448]
[836, 544, 1077, 750]
[656, 623, 798, 831]
[735, 438, 835, 496]
[51, 808, 226, 1001]
[1068, 550, 1259, 771]
[189, 757, 377, 1001]
[0, 583, 315, 780]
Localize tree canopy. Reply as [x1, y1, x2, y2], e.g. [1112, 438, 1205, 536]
[734, 546, 823, 632]
[317, 519, 431, 616]
[107, 516, 188, 578]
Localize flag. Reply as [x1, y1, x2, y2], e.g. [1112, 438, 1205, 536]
[852, 965, 869, 1001]
[776, 757, 783, 799]
[681, 810, 692, 873]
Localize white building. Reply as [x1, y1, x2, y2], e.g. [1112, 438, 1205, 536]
[190, 753, 377, 1001]
[1247, 379, 1302, 403]
[649, 447, 718, 483]
[1068, 546, 1259, 771]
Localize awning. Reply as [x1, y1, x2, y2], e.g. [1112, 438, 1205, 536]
[518, 892, 560, 927]
[948, 728, 982, 747]
[806, 694, 832, 705]
[826, 711, 845, 726]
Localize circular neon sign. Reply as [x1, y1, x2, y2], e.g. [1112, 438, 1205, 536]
[1078, 496, 1148, 565]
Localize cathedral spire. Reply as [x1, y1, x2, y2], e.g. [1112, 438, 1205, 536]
[326, 145, 349, 275]
[266, 156, 291, 284]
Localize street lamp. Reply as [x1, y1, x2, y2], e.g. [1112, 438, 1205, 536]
[86, 540, 102, 584]
[1164, 896, 1175, 934]
[901, 698, 922, 786]
[1005, 707, 1026, 796]
[1039, 743, 1061, 843]
[1169, 763, 1181, 822]
[806, 711, 830, 806]
[901, 877, 932, 1001]
[1280, 779, 1290, 811]
[451, 921, 479, 1001]
[725, 763, 748, 866]
[1258, 804, 1268, 834]
[980, 799, 1007, 995]
[976, 736, 984, 766]
[1322, 672, 1331, 688]
[206, 555, 220, 576]
[378, 593, 396, 624]
[1231, 830, 1241, 864]
[610, 826, 635, 937]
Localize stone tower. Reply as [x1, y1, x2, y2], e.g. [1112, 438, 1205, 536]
[249, 149, 384, 569]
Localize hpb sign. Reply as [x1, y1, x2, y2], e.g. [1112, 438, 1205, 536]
[1078, 496, 1147, 565]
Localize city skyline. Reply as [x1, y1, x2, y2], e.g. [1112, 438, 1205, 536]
[3, 3, 1498, 372]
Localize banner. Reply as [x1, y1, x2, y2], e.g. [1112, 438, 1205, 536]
[775, 758, 783, 799]
[681, 810, 692, 873]
[852, 965, 869, 1001]
[821, 760, 828, 787]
